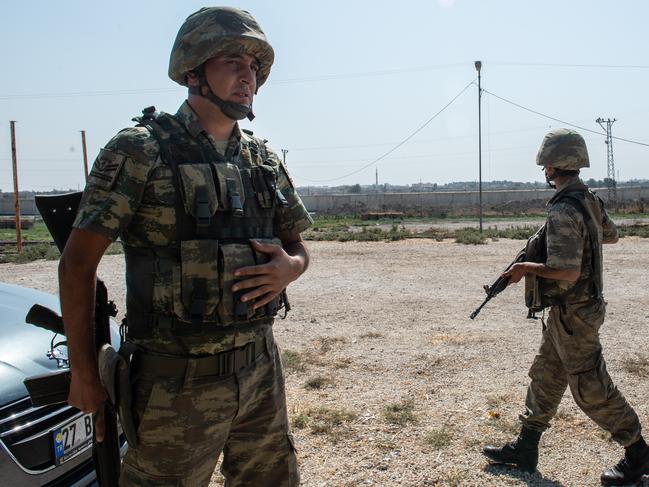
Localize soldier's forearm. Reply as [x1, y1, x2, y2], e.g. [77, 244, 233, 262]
[282, 238, 309, 276]
[523, 262, 580, 283]
[58, 257, 100, 381]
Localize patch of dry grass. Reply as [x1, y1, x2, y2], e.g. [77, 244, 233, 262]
[425, 427, 453, 449]
[291, 406, 357, 439]
[304, 375, 333, 390]
[428, 332, 489, 347]
[383, 399, 418, 426]
[622, 354, 649, 378]
[314, 335, 347, 353]
[359, 331, 384, 339]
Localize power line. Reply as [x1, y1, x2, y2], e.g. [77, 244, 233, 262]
[489, 62, 649, 70]
[290, 124, 553, 152]
[0, 63, 469, 101]
[295, 79, 476, 183]
[481, 87, 649, 147]
[2, 61, 648, 101]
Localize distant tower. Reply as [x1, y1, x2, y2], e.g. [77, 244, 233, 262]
[375, 167, 378, 188]
[596, 117, 617, 203]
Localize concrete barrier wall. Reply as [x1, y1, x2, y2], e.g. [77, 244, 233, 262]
[2, 186, 648, 216]
[300, 186, 649, 214]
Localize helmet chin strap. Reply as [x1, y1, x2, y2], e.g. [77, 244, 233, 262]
[544, 168, 557, 189]
[189, 73, 255, 121]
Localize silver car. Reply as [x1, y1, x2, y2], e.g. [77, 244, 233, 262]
[0, 281, 125, 486]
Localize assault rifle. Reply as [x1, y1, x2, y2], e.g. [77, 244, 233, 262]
[22, 192, 121, 486]
[469, 248, 525, 320]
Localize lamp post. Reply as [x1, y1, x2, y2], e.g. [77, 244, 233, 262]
[475, 60, 483, 233]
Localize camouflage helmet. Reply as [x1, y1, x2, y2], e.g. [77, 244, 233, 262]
[536, 128, 590, 170]
[168, 7, 274, 89]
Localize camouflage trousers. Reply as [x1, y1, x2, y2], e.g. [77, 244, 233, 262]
[521, 298, 642, 446]
[120, 328, 299, 486]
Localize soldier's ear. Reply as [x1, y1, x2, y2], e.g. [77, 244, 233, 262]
[186, 70, 200, 86]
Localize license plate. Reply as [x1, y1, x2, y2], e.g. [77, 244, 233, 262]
[52, 413, 94, 465]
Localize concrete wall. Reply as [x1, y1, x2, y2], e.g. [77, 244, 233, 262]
[2, 186, 648, 216]
[300, 186, 649, 214]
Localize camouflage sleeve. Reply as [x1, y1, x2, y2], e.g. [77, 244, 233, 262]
[266, 148, 313, 241]
[600, 200, 618, 242]
[73, 127, 159, 241]
[545, 202, 584, 271]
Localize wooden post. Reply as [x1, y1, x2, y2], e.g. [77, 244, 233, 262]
[81, 130, 89, 180]
[10, 121, 23, 253]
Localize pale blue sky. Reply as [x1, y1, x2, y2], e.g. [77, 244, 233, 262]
[1, 0, 648, 191]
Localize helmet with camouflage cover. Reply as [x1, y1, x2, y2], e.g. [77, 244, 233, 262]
[168, 7, 274, 121]
[536, 128, 590, 170]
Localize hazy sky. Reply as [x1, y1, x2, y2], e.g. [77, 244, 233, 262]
[1, 0, 648, 192]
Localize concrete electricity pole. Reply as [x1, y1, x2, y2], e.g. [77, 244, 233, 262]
[475, 60, 483, 233]
[10, 121, 23, 253]
[81, 130, 89, 180]
[596, 117, 617, 204]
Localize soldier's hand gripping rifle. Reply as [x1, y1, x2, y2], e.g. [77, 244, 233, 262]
[469, 248, 525, 320]
[22, 192, 121, 486]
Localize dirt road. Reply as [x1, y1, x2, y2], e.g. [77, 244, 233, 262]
[2, 238, 648, 486]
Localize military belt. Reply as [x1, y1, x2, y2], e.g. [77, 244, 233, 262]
[134, 336, 267, 379]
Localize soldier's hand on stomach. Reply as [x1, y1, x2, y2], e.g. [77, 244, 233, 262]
[232, 239, 306, 311]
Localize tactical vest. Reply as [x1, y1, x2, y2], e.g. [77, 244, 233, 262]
[524, 184, 604, 313]
[124, 107, 290, 337]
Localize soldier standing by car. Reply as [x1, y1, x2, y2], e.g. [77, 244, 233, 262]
[482, 129, 649, 486]
[58, 7, 310, 486]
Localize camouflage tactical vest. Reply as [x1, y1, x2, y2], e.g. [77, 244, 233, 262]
[124, 107, 289, 337]
[524, 184, 604, 313]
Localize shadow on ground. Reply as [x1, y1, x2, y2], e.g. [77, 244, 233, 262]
[483, 464, 565, 487]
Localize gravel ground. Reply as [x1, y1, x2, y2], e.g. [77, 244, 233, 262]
[2, 238, 648, 486]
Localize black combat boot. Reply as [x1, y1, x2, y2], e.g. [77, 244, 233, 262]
[482, 426, 542, 473]
[601, 436, 649, 486]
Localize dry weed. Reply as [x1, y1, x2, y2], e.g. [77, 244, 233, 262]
[292, 406, 357, 439]
[383, 399, 418, 426]
[360, 331, 384, 339]
[425, 427, 453, 449]
[622, 354, 649, 377]
[314, 335, 347, 353]
[304, 375, 333, 390]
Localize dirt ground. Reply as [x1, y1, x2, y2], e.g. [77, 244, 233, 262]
[1, 238, 648, 486]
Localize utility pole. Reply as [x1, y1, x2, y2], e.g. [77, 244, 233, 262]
[281, 148, 288, 166]
[10, 121, 23, 253]
[81, 130, 89, 180]
[375, 167, 378, 189]
[596, 117, 617, 204]
[475, 60, 483, 233]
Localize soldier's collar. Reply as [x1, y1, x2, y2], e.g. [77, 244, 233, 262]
[176, 101, 243, 150]
[548, 177, 587, 205]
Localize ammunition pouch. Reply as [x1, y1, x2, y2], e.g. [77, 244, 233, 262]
[124, 237, 286, 337]
[98, 342, 139, 447]
[524, 224, 547, 314]
[125, 109, 291, 337]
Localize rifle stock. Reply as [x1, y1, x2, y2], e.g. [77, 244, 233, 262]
[25, 304, 65, 335]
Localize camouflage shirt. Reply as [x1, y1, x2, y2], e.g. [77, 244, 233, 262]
[74, 101, 312, 354]
[542, 177, 617, 301]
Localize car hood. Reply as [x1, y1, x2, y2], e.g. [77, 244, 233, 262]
[0, 282, 120, 406]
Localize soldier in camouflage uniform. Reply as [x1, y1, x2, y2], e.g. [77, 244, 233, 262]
[59, 7, 310, 486]
[482, 129, 649, 486]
